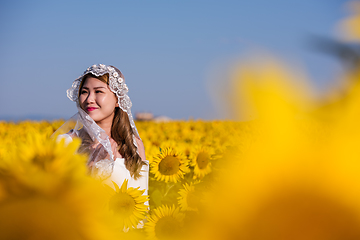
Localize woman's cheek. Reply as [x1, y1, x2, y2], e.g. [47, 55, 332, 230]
[79, 96, 86, 108]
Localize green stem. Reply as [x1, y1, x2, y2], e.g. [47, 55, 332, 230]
[163, 183, 175, 198]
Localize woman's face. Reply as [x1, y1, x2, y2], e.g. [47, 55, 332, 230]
[79, 76, 118, 124]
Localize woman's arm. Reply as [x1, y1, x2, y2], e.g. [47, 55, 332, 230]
[56, 129, 77, 145]
[135, 136, 146, 161]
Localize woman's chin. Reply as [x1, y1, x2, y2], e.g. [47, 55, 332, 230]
[87, 113, 99, 121]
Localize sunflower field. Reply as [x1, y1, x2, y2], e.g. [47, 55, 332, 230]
[0, 118, 248, 240]
[2, 2, 360, 240]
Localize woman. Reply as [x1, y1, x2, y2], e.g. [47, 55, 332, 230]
[56, 64, 148, 195]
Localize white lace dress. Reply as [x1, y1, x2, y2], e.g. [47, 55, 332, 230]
[58, 134, 149, 197]
[103, 158, 149, 194]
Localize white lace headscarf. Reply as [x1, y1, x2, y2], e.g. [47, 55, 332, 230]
[63, 64, 140, 179]
[67, 64, 140, 138]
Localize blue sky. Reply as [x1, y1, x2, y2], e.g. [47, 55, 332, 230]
[0, 0, 347, 120]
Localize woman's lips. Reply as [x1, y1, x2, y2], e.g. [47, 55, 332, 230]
[86, 107, 97, 112]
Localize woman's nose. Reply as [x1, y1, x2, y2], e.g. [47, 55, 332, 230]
[86, 92, 95, 103]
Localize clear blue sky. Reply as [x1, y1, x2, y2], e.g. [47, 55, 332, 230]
[0, 0, 346, 120]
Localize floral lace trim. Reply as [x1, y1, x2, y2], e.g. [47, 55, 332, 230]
[93, 159, 114, 180]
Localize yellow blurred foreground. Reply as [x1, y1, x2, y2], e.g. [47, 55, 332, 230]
[2, 70, 360, 239]
[2, 2, 360, 239]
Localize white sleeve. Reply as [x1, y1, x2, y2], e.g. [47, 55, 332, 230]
[56, 134, 73, 145]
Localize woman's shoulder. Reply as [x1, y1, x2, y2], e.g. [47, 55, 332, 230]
[133, 136, 146, 161]
[134, 136, 144, 149]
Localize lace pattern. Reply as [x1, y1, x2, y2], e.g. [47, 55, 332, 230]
[93, 159, 115, 180]
[77, 107, 114, 160]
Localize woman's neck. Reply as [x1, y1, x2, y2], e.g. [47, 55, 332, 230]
[96, 120, 112, 138]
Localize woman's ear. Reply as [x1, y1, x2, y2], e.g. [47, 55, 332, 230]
[114, 94, 119, 107]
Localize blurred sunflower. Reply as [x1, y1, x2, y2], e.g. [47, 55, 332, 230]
[178, 183, 200, 211]
[195, 54, 360, 240]
[145, 205, 185, 240]
[189, 147, 214, 179]
[0, 133, 121, 240]
[338, 1, 360, 42]
[0, 133, 87, 197]
[107, 179, 149, 230]
[151, 148, 189, 183]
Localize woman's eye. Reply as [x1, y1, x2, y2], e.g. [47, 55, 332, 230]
[96, 90, 103, 93]
[80, 90, 88, 94]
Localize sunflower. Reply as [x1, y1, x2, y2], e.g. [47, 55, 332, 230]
[178, 183, 200, 211]
[145, 205, 185, 240]
[339, 1, 360, 42]
[189, 146, 214, 179]
[151, 148, 189, 183]
[107, 179, 149, 230]
[195, 57, 360, 240]
[0, 132, 88, 196]
[0, 132, 122, 240]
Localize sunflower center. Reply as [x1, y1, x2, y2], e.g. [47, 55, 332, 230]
[196, 152, 209, 169]
[32, 153, 55, 169]
[154, 216, 182, 240]
[158, 156, 180, 175]
[109, 192, 135, 217]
